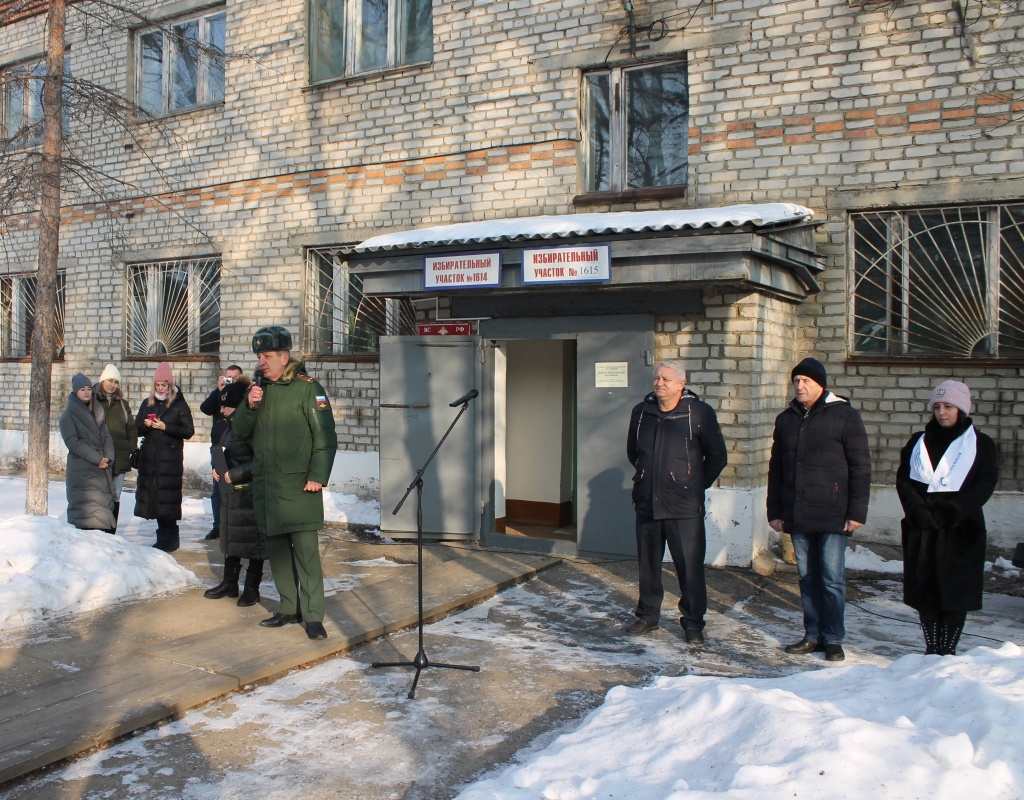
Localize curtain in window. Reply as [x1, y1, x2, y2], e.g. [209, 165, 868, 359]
[584, 73, 611, 193]
[172, 20, 200, 110]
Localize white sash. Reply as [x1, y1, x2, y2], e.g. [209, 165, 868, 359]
[909, 426, 977, 492]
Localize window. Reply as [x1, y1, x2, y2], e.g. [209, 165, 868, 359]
[126, 258, 220, 356]
[305, 249, 415, 355]
[583, 61, 689, 194]
[309, 0, 432, 83]
[0, 271, 65, 359]
[851, 204, 1024, 357]
[1, 58, 70, 147]
[137, 9, 226, 116]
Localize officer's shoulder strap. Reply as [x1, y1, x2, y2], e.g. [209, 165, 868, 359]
[297, 374, 315, 383]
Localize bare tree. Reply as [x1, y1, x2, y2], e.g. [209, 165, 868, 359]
[2, 0, 240, 514]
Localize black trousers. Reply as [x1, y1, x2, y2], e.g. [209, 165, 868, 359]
[635, 514, 707, 631]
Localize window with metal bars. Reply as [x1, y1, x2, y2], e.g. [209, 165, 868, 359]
[0, 271, 65, 359]
[850, 204, 1024, 358]
[125, 258, 220, 356]
[304, 248, 415, 356]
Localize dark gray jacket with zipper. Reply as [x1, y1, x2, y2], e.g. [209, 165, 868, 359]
[627, 389, 728, 520]
[767, 392, 871, 535]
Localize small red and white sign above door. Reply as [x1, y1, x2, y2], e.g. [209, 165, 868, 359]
[417, 322, 474, 336]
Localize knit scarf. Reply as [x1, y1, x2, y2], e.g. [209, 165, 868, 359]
[910, 423, 976, 492]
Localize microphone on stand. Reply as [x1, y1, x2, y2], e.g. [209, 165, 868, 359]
[449, 389, 479, 407]
[251, 372, 264, 410]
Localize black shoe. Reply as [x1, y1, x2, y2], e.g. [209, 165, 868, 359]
[305, 621, 327, 640]
[784, 637, 824, 655]
[685, 628, 705, 646]
[259, 612, 300, 628]
[824, 644, 845, 662]
[204, 528, 220, 540]
[626, 618, 659, 636]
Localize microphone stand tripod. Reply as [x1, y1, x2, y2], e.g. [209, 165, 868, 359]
[372, 397, 480, 699]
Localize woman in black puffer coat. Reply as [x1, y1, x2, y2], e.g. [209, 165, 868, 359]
[897, 380, 998, 656]
[134, 362, 194, 552]
[59, 373, 117, 532]
[205, 381, 266, 607]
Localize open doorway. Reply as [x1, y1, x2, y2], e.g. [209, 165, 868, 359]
[497, 339, 577, 543]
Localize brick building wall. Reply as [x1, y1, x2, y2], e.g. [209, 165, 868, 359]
[1, 0, 1023, 491]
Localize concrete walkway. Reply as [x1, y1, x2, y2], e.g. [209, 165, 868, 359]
[0, 537, 559, 785]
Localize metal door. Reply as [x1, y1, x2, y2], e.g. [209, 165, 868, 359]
[379, 336, 481, 539]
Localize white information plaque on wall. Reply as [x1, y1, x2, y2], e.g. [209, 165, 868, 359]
[595, 362, 628, 388]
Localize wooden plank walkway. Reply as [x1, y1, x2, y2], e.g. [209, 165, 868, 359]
[0, 550, 560, 785]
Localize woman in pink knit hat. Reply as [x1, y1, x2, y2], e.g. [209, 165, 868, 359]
[896, 380, 998, 656]
[133, 362, 195, 552]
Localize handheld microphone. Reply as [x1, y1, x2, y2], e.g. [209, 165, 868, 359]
[449, 389, 479, 407]
[251, 371, 264, 410]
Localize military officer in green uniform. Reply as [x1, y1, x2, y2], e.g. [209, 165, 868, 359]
[233, 326, 337, 640]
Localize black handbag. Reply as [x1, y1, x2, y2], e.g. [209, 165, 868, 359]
[129, 443, 141, 470]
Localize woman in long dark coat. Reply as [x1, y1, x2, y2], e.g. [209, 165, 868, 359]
[897, 379, 998, 656]
[205, 380, 266, 606]
[93, 363, 137, 530]
[59, 373, 117, 532]
[134, 362, 195, 552]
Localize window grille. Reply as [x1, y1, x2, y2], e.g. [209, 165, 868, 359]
[126, 258, 220, 356]
[851, 204, 1024, 357]
[0, 271, 65, 358]
[304, 248, 415, 356]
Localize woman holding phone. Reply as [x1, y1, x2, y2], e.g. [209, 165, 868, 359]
[134, 362, 195, 552]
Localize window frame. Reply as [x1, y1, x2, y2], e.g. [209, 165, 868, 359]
[308, 0, 433, 85]
[848, 202, 1024, 361]
[580, 59, 690, 197]
[135, 7, 227, 117]
[304, 248, 414, 359]
[125, 257, 221, 357]
[0, 271, 65, 360]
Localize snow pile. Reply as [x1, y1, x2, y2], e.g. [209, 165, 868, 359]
[846, 543, 903, 574]
[456, 643, 1024, 800]
[0, 515, 200, 630]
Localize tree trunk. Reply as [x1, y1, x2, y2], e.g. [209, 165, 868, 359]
[25, 0, 66, 516]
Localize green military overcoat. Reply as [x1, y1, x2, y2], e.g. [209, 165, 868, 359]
[231, 361, 337, 536]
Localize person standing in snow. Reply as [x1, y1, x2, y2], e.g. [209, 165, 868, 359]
[205, 380, 266, 607]
[199, 364, 246, 541]
[59, 372, 117, 532]
[625, 360, 728, 645]
[134, 362, 195, 553]
[768, 358, 871, 663]
[897, 380, 997, 656]
[93, 364, 137, 531]
[232, 326, 337, 640]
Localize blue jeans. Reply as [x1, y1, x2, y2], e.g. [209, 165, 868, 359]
[791, 531, 847, 645]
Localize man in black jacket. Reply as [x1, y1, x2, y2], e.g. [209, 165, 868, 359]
[767, 357, 871, 662]
[626, 361, 728, 645]
[199, 364, 244, 540]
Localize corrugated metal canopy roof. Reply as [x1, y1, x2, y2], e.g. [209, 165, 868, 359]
[352, 203, 814, 253]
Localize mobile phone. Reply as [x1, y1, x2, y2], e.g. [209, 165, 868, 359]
[147, 413, 158, 421]
[223, 376, 233, 384]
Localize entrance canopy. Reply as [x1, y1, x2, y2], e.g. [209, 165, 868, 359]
[347, 203, 822, 304]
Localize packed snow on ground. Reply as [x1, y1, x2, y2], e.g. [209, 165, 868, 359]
[0, 476, 380, 631]
[455, 642, 1024, 800]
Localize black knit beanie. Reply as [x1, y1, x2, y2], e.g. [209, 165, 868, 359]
[791, 357, 827, 390]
